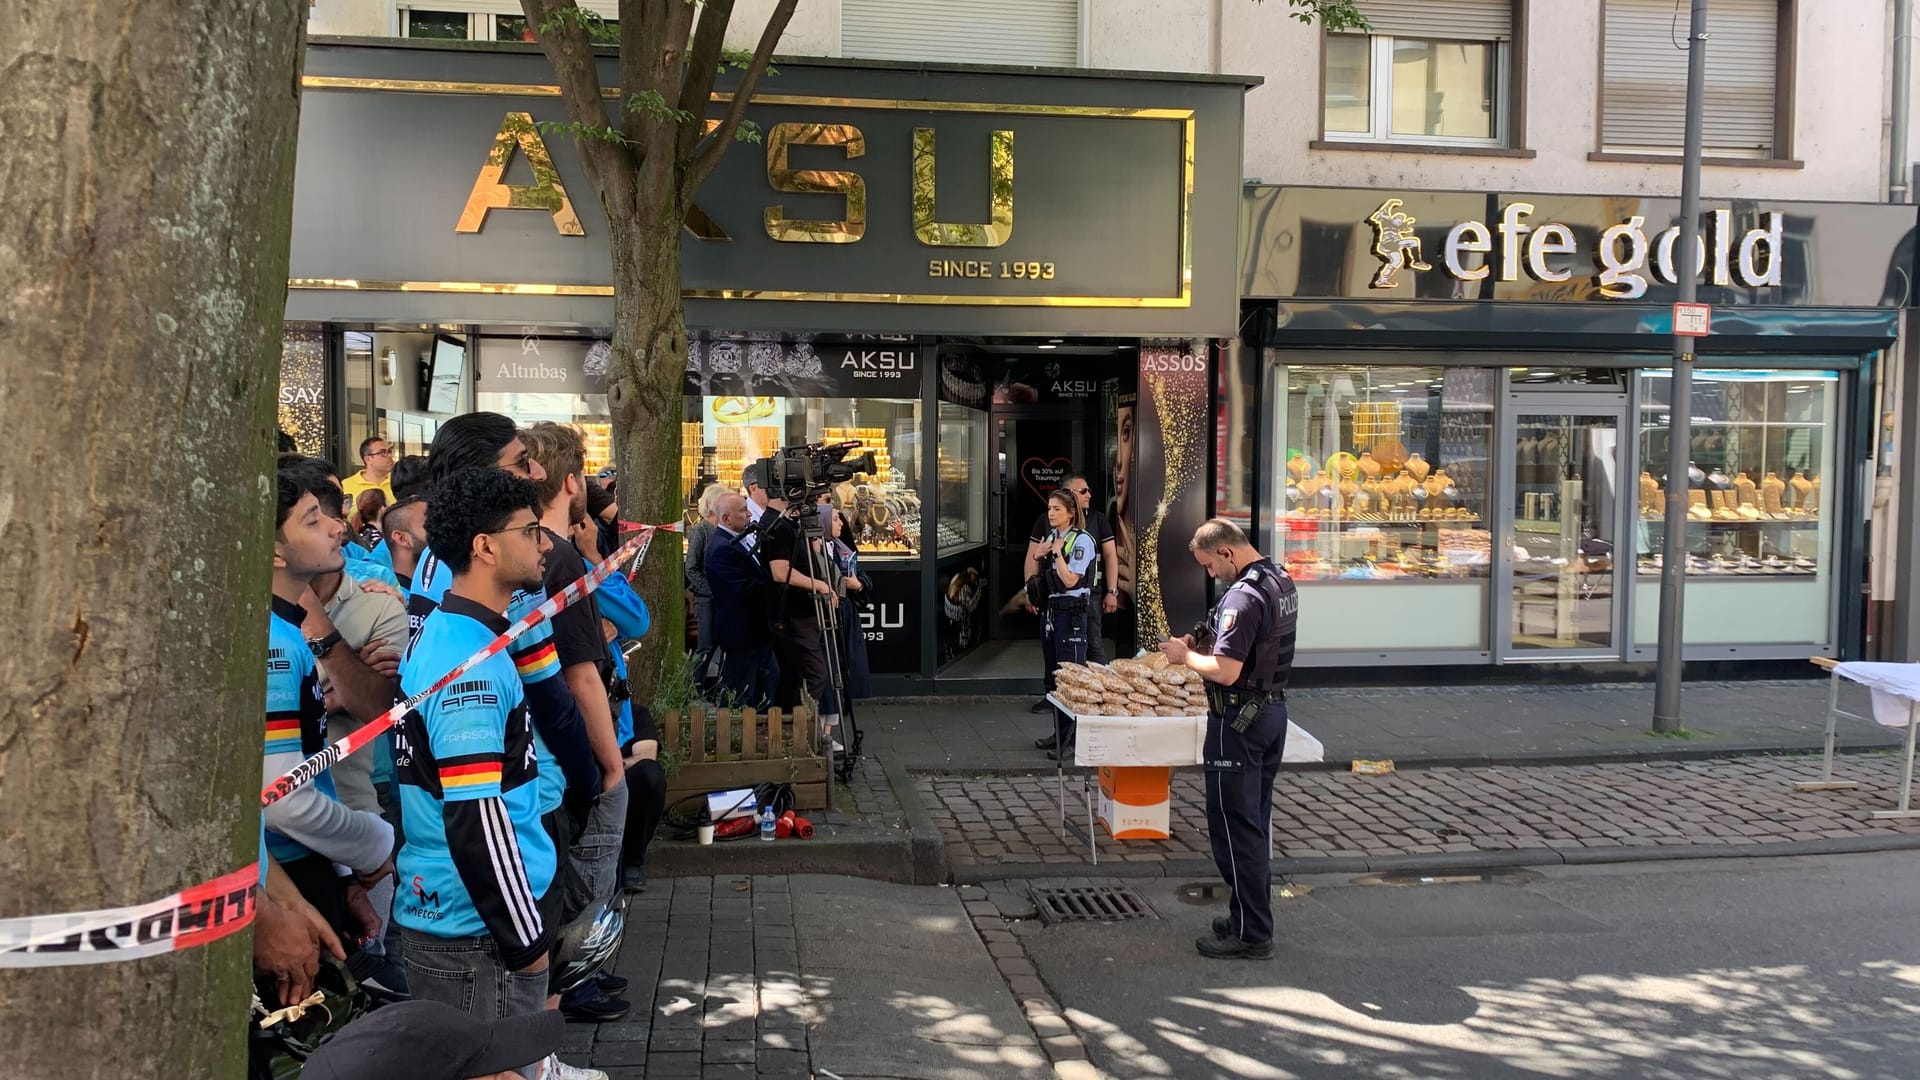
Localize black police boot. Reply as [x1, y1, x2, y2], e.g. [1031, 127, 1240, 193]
[1211, 916, 1231, 938]
[1196, 934, 1273, 960]
[1033, 733, 1059, 750]
[1029, 697, 1053, 714]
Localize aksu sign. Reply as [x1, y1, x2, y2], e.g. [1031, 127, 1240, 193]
[1366, 199, 1783, 300]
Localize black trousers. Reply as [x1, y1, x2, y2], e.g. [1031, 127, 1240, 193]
[1042, 600, 1090, 743]
[1203, 700, 1288, 945]
[774, 618, 830, 715]
[1087, 599, 1108, 664]
[623, 758, 667, 869]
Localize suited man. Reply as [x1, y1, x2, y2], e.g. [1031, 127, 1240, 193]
[705, 491, 778, 707]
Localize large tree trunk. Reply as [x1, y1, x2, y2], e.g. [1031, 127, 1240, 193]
[0, 2, 307, 1074]
[608, 200, 689, 707]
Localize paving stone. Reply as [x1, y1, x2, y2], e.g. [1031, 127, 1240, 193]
[589, 1041, 653, 1067]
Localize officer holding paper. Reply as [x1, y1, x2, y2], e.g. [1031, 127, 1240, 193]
[1160, 518, 1298, 960]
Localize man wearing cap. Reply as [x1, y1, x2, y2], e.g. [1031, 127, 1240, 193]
[301, 999, 564, 1080]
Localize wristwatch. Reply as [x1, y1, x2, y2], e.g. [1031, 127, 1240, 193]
[307, 630, 343, 659]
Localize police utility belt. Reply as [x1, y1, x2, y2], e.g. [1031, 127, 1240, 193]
[1204, 683, 1284, 733]
[1048, 595, 1090, 615]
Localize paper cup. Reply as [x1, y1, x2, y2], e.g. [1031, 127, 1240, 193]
[698, 824, 716, 846]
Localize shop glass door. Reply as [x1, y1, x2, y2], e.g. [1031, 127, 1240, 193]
[988, 409, 1084, 640]
[1499, 398, 1628, 659]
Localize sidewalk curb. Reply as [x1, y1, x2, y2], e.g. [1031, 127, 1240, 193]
[877, 749, 952, 886]
[906, 740, 1902, 778]
[947, 832, 1920, 885]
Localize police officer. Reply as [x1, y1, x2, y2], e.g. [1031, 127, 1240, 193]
[1160, 518, 1298, 960]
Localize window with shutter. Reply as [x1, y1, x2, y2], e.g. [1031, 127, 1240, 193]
[397, 2, 619, 43]
[1321, 0, 1518, 148]
[841, 0, 1081, 67]
[1602, 0, 1785, 157]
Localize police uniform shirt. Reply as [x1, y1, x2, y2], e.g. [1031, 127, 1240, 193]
[1047, 528, 1096, 599]
[1210, 560, 1299, 692]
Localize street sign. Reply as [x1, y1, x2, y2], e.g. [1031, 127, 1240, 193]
[1673, 302, 1712, 336]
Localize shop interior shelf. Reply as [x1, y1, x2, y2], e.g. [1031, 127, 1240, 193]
[1638, 516, 1821, 528]
[1281, 515, 1483, 526]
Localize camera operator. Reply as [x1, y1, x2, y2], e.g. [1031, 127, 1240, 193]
[1031, 489, 1096, 761]
[759, 490, 841, 751]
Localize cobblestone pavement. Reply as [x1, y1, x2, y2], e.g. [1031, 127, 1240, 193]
[919, 753, 1920, 870]
[577, 875, 812, 1080]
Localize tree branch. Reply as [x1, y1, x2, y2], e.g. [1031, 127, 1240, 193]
[676, 0, 736, 161]
[522, 0, 636, 208]
[682, 0, 795, 201]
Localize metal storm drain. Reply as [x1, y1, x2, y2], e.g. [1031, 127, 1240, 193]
[1030, 884, 1158, 924]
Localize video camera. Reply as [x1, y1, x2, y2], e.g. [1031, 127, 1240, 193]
[753, 441, 877, 505]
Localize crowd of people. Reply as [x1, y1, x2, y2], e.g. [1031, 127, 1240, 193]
[258, 419, 667, 1080]
[689, 463, 871, 752]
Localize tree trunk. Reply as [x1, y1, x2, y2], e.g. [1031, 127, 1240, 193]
[0, 2, 307, 1074]
[607, 199, 689, 709]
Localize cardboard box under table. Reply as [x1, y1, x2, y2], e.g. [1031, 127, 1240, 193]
[1048, 694, 1206, 862]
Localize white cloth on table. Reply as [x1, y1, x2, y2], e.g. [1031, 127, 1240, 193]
[1832, 662, 1920, 728]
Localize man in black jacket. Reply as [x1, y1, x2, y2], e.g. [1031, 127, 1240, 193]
[705, 492, 779, 708]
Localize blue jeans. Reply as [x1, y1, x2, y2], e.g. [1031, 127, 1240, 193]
[567, 780, 628, 913]
[401, 928, 550, 1077]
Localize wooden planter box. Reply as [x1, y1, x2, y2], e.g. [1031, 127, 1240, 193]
[660, 706, 829, 811]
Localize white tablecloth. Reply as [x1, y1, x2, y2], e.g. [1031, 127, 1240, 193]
[1833, 662, 1920, 728]
[1049, 695, 1327, 765]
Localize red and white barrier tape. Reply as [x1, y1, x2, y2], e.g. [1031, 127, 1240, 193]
[262, 521, 676, 808]
[2, 523, 687, 968]
[0, 863, 260, 968]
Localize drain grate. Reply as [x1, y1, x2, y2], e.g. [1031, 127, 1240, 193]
[1030, 883, 1158, 924]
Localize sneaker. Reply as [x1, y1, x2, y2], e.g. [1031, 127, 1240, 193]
[1029, 698, 1053, 714]
[830, 738, 846, 754]
[621, 862, 647, 893]
[559, 986, 631, 1023]
[542, 1055, 609, 1080]
[593, 971, 629, 996]
[1195, 934, 1273, 960]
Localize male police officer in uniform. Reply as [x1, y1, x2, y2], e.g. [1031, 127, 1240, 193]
[1161, 518, 1298, 959]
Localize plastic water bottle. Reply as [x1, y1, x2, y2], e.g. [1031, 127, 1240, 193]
[759, 806, 776, 842]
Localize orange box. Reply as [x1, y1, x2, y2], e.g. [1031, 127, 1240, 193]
[1097, 766, 1172, 840]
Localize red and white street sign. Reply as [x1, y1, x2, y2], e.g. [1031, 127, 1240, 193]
[1673, 302, 1712, 337]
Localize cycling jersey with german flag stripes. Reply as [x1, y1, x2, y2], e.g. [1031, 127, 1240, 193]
[393, 593, 556, 964]
[408, 551, 597, 811]
[264, 596, 339, 865]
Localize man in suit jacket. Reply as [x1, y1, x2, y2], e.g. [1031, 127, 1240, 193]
[704, 491, 778, 708]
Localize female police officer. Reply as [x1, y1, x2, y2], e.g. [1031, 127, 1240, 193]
[1160, 518, 1298, 959]
[1036, 489, 1096, 760]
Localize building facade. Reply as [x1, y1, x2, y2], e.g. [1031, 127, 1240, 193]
[291, 0, 1920, 680]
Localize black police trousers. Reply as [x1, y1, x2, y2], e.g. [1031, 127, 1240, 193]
[1042, 600, 1090, 744]
[1203, 699, 1289, 945]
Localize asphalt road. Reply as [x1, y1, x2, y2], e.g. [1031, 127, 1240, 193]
[1016, 853, 1920, 1079]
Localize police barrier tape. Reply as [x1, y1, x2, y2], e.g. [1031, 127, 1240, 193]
[0, 863, 261, 968]
[0, 522, 680, 968]
[262, 521, 674, 808]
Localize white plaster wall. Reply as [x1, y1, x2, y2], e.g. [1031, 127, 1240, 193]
[725, 0, 840, 58]
[1221, 0, 1887, 201]
[310, 0, 390, 36]
[1085, 0, 1211, 73]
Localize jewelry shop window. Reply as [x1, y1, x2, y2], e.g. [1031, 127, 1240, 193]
[1635, 369, 1838, 648]
[1269, 362, 1496, 652]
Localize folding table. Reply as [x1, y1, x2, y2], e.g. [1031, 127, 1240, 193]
[1795, 656, 1920, 819]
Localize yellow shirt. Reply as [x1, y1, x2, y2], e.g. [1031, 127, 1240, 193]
[341, 472, 394, 506]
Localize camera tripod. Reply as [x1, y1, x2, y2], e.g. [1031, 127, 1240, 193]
[777, 504, 865, 787]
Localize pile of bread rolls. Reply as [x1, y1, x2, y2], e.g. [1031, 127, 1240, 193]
[1051, 654, 1207, 717]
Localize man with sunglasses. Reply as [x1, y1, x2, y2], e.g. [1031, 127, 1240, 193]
[1026, 473, 1122, 735]
[344, 436, 397, 505]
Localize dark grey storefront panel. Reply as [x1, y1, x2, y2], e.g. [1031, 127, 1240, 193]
[1242, 185, 1916, 310]
[289, 40, 1251, 337]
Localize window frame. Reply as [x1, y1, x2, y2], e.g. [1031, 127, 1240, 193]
[395, 1, 618, 42]
[1317, 5, 1525, 153]
[1592, 0, 1798, 164]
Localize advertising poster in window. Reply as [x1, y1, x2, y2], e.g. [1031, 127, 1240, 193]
[937, 552, 990, 667]
[684, 335, 921, 398]
[1133, 342, 1213, 644]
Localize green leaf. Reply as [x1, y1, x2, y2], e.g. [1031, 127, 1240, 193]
[1250, 0, 1371, 32]
[732, 119, 762, 144]
[535, 118, 630, 146]
[625, 90, 696, 126]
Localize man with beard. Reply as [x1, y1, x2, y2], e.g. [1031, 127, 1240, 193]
[393, 467, 560, 1059]
[1159, 519, 1298, 961]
